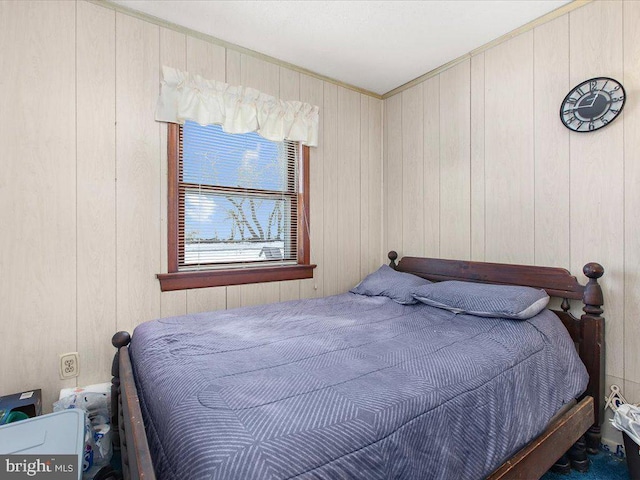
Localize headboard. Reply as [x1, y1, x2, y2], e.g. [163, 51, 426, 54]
[388, 251, 605, 454]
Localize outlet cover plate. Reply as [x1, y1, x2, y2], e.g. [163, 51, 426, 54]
[59, 352, 79, 379]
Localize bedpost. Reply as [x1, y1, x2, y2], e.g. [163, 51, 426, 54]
[580, 262, 605, 454]
[388, 251, 398, 269]
[112, 331, 131, 450]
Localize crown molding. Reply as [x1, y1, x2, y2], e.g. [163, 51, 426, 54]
[382, 0, 592, 99]
[87, 0, 592, 102]
[87, 0, 384, 99]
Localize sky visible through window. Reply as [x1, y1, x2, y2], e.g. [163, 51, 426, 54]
[182, 122, 293, 264]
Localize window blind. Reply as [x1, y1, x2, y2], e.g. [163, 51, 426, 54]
[178, 121, 300, 270]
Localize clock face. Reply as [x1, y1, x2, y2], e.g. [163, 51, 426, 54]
[560, 77, 625, 132]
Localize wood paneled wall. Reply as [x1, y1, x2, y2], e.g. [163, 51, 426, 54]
[5, 0, 635, 440]
[0, 0, 383, 411]
[383, 0, 640, 442]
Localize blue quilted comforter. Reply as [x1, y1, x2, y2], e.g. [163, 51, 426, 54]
[130, 293, 588, 480]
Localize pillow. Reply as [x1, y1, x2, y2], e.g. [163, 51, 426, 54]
[412, 281, 549, 320]
[350, 265, 431, 304]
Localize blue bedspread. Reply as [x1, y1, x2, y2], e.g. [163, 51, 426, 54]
[130, 293, 588, 480]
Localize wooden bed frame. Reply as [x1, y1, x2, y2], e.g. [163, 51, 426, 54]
[110, 252, 605, 480]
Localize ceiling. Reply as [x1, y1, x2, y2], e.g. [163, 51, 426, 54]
[113, 0, 572, 95]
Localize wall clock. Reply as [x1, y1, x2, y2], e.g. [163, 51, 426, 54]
[559, 77, 625, 132]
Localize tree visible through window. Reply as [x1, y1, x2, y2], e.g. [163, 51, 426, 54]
[158, 122, 313, 291]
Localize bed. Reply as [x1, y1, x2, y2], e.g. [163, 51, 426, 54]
[110, 252, 605, 480]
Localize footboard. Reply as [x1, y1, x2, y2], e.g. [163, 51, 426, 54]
[111, 332, 156, 480]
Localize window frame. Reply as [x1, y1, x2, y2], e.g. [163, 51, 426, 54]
[157, 123, 314, 291]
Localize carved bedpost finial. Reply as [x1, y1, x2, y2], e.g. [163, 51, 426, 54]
[582, 262, 604, 316]
[388, 251, 398, 269]
[112, 331, 131, 349]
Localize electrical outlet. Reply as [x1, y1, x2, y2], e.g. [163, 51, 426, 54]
[59, 352, 79, 379]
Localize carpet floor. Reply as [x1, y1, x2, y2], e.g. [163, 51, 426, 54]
[541, 451, 631, 480]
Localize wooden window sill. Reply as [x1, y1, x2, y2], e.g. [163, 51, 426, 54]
[157, 264, 316, 291]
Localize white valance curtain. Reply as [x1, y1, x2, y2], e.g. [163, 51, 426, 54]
[156, 66, 319, 147]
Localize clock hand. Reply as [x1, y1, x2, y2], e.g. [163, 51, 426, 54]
[565, 92, 600, 112]
[565, 103, 594, 111]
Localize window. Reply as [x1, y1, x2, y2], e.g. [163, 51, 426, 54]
[157, 122, 314, 291]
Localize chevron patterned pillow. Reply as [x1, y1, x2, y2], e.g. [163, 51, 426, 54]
[412, 281, 549, 320]
[351, 264, 431, 304]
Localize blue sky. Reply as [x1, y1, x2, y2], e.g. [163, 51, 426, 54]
[182, 122, 290, 242]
